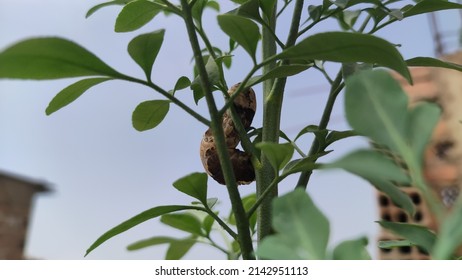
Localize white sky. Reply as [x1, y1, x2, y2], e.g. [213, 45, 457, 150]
[0, 0, 460, 259]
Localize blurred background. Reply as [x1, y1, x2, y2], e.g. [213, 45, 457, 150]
[0, 0, 460, 259]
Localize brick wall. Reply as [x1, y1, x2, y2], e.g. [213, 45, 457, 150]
[0, 172, 49, 259]
[378, 51, 462, 259]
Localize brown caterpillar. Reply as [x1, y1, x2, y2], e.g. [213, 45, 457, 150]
[200, 83, 256, 185]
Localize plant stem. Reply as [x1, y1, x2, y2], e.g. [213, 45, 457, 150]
[256, 0, 305, 242]
[121, 76, 210, 126]
[180, 0, 254, 260]
[256, 2, 278, 243]
[296, 70, 344, 189]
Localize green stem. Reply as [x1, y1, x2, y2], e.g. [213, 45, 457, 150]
[256, 0, 305, 242]
[256, 2, 278, 243]
[204, 206, 238, 240]
[121, 76, 210, 126]
[180, 0, 254, 260]
[295, 70, 344, 189]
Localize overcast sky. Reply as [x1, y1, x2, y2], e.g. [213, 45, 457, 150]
[0, 0, 460, 259]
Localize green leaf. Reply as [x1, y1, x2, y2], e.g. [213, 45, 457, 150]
[325, 130, 358, 147]
[308, 5, 323, 21]
[229, 194, 257, 232]
[433, 201, 462, 259]
[345, 70, 409, 154]
[370, 178, 415, 216]
[0, 37, 123, 79]
[132, 100, 170, 131]
[277, 32, 411, 82]
[86, 0, 129, 18]
[378, 221, 436, 254]
[127, 236, 175, 251]
[408, 102, 441, 165]
[161, 213, 204, 236]
[171, 76, 191, 94]
[229, 0, 262, 22]
[259, 0, 277, 19]
[85, 205, 202, 256]
[128, 30, 165, 79]
[324, 149, 410, 184]
[406, 57, 462, 72]
[332, 237, 371, 260]
[217, 14, 260, 63]
[166, 238, 196, 260]
[378, 239, 413, 250]
[248, 64, 312, 87]
[331, 0, 349, 9]
[257, 189, 330, 259]
[256, 142, 294, 172]
[202, 214, 215, 235]
[115, 0, 162, 32]
[172, 172, 208, 205]
[191, 56, 220, 103]
[282, 156, 321, 177]
[403, 0, 462, 18]
[45, 78, 112, 115]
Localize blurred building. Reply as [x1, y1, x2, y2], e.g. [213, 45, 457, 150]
[0, 171, 49, 259]
[378, 51, 462, 259]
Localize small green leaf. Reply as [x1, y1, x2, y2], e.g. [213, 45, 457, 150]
[257, 189, 330, 259]
[259, 0, 277, 19]
[132, 100, 170, 131]
[127, 236, 175, 251]
[217, 14, 260, 63]
[433, 201, 462, 259]
[324, 149, 410, 184]
[332, 237, 371, 260]
[408, 102, 441, 165]
[345, 70, 409, 154]
[325, 130, 358, 147]
[45, 78, 112, 115]
[331, 0, 349, 9]
[166, 238, 196, 260]
[161, 213, 204, 236]
[115, 0, 162, 32]
[378, 239, 413, 249]
[403, 0, 462, 18]
[370, 178, 415, 216]
[0, 37, 123, 79]
[128, 29, 165, 79]
[86, 0, 129, 18]
[229, 194, 257, 232]
[171, 76, 191, 94]
[229, 0, 262, 22]
[282, 154, 324, 177]
[165, 238, 197, 260]
[277, 32, 411, 82]
[202, 214, 215, 235]
[172, 172, 208, 205]
[85, 205, 202, 256]
[308, 5, 323, 21]
[406, 57, 462, 72]
[191, 56, 221, 103]
[378, 221, 436, 254]
[256, 142, 294, 172]
[388, 9, 403, 20]
[191, 0, 207, 24]
[248, 64, 312, 87]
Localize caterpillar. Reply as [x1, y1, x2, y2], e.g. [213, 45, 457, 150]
[200, 83, 256, 185]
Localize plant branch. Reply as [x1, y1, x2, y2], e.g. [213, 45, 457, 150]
[180, 0, 254, 260]
[121, 76, 210, 126]
[295, 70, 344, 189]
[256, 0, 305, 242]
[204, 206, 238, 240]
